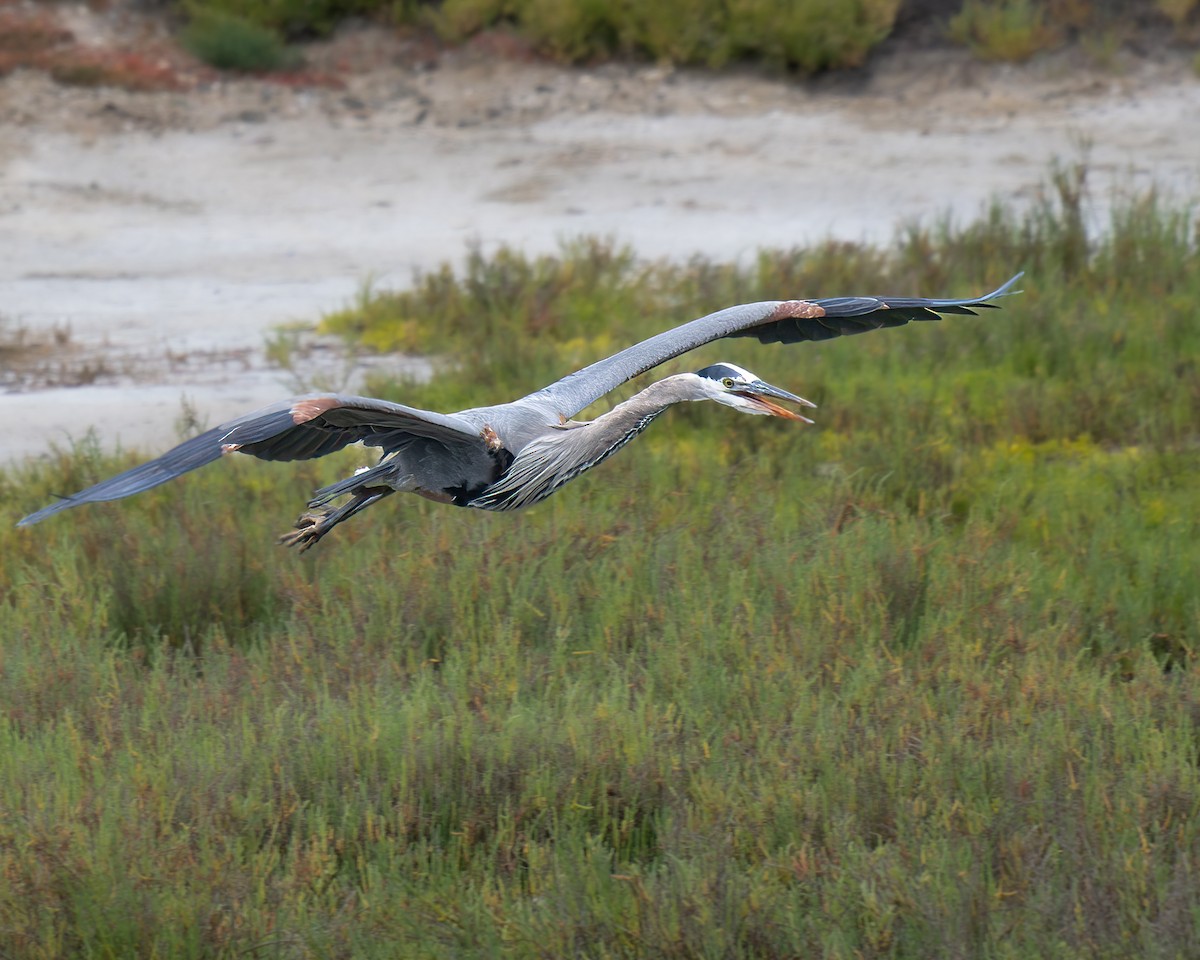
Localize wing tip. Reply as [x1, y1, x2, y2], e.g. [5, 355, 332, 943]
[16, 496, 74, 528]
[987, 271, 1024, 301]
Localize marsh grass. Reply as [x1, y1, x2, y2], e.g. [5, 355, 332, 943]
[4, 176, 1199, 956]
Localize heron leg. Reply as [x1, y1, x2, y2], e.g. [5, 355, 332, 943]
[308, 461, 400, 507]
[279, 485, 395, 551]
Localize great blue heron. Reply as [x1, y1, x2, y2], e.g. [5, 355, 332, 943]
[18, 274, 1021, 549]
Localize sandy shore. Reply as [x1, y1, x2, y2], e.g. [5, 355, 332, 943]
[3, 22, 1198, 464]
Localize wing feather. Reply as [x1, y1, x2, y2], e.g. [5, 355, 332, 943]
[17, 394, 485, 526]
[535, 274, 1021, 418]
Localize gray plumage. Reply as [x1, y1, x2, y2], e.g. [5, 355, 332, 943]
[18, 274, 1021, 549]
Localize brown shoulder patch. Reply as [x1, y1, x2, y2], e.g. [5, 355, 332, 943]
[291, 397, 341, 425]
[767, 300, 826, 321]
[481, 425, 503, 452]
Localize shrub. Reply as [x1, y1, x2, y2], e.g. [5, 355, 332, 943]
[948, 0, 1062, 61]
[718, 0, 901, 71]
[422, 0, 509, 43]
[1157, 0, 1199, 27]
[512, 0, 626, 62]
[186, 0, 378, 40]
[420, 0, 900, 72]
[182, 8, 299, 71]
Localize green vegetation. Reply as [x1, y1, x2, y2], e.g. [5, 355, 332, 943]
[181, 7, 299, 73]
[1158, 0, 1200, 28]
[4, 171, 1200, 956]
[183, 0, 391, 41]
[174, 0, 1200, 69]
[948, 0, 1061, 62]
[423, 0, 902, 71]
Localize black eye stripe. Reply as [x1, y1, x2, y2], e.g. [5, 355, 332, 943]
[696, 362, 750, 383]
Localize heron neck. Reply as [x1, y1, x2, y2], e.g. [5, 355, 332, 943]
[548, 374, 704, 473]
[467, 375, 698, 511]
[585, 374, 707, 439]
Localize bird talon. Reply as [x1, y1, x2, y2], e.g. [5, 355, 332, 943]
[278, 509, 331, 550]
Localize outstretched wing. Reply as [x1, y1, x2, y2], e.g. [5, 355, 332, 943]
[535, 273, 1022, 419]
[17, 394, 486, 527]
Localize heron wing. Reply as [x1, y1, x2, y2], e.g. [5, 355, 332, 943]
[17, 394, 486, 526]
[535, 273, 1022, 418]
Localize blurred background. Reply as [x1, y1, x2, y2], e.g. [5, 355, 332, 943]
[2, 0, 1197, 459]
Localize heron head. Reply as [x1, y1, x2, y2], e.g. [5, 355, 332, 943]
[693, 362, 816, 422]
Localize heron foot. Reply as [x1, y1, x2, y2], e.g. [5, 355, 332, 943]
[278, 485, 395, 552]
[279, 508, 334, 552]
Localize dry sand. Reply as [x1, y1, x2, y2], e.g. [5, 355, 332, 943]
[2, 20, 1198, 464]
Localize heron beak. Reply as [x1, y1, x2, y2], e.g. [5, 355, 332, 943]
[737, 381, 817, 423]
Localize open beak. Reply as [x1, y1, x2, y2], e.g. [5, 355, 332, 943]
[737, 380, 817, 423]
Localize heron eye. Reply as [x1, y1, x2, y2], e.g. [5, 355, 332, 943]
[721, 377, 735, 388]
